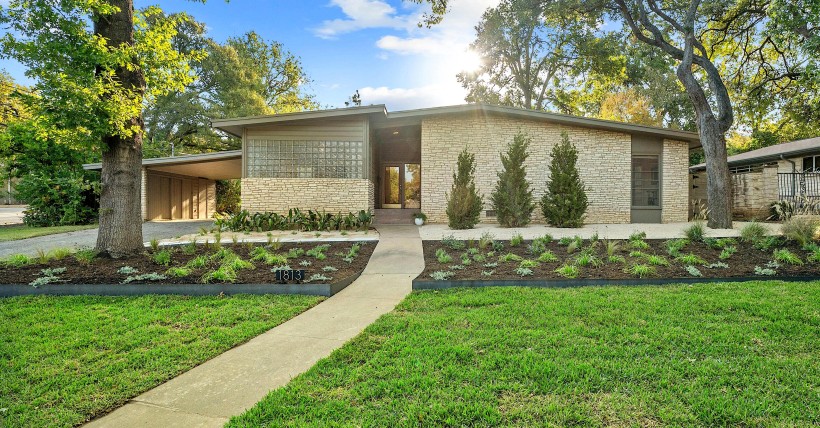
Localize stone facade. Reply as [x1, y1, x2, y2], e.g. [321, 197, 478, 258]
[689, 166, 779, 220]
[241, 178, 374, 214]
[420, 115, 633, 224]
[661, 139, 690, 223]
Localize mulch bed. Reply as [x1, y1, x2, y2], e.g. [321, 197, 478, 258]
[419, 238, 820, 281]
[0, 241, 374, 286]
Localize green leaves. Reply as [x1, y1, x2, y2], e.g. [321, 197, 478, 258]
[491, 132, 535, 228]
[541, 131, 588, 228]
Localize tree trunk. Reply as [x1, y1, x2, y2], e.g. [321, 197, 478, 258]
[697, 118, 733, 229]
[94, 0, 145, 257]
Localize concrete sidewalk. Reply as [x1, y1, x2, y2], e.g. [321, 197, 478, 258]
[85, 225, 423, 428]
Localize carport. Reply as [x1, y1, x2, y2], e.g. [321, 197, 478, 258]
[84, 150, 242, 221]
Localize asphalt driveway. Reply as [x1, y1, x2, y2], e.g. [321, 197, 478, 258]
[0, 220, 214, 258]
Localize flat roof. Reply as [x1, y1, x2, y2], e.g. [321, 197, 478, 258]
[83, 150, 242, 180]
[690, 136, 820, 171]
[211, 103, 700, 147]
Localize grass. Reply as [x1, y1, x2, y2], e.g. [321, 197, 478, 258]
[0, 224, 97, 242]
[0, 294, 322, 428]
[228, 282, 819, 427]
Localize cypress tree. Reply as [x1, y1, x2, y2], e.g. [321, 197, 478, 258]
[446, 148, 484, 229]
[541, 131, 588, 227]
[491, 132, 535, 227]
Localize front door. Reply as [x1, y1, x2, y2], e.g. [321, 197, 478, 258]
[382, 164, 421, 209]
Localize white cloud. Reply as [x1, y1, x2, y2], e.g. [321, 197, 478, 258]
[314, 0, 415, 39]
[359, 84, 468, 110]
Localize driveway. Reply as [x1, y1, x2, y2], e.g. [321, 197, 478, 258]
[0, 206, 25, 225]
[0, 220, 214, 258]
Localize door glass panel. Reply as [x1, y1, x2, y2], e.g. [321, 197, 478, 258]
[404, 164, 421, 208]
[384, 166, 400, 207]
[632, 156, 660, 207]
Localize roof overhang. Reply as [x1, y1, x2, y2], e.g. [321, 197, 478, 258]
[211, 105, 388, 137]
[690, 136, 820, 171]
[83, 150, 242, 180]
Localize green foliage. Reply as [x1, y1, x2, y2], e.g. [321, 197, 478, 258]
[676, 253, 707, 266]
[645, 254, 669, 266]
[515, 267, 534, 277]
[435, 249, 453, 264]
[510, 233, 523, 246]
[740, 221, 768, 243]
[706, 262, 730, 269]
[215, 209, 373, 233]
[519, 259, 539, 269]
[122, 273, 168, 284]
[541, 131, 588, 227]
[720, 246, 737, 260]
[201, 265, 238, 283]
[441, 234, 467, 251]
[629, 239, 650, 250]
[429, 271, 454, 281]
[773, 249, 803, 266]
[14, 168, 98, 227]
[490, 133, 535, 227]
[478, 231, 495, 249]
[554, 264, 579, 279]
[575, 253, 602, 267]
[445, 148, 484, 229]
[626, 263, 656, 278]
[684, 265, 703, 277]
[117, 266, 139, 275]
[807, 247, 820, 263]
[628, 231, 647, 242]
[665, 239, 688, 257]
[186, 255, 209, 269]
[499, 252, 523, 263]
[73, 248, 97, 265]
[537, 250, 558, 263]
[165, 267, 191, 278]
[754, 266, 777, 276]
[754, 236, 783, 251]
[306, 244, 331, 260]
[215, 179, 241, 214]
[683, 221, 706, 241]
[152, 251, 172, 268]
[781, 217, 819, 247]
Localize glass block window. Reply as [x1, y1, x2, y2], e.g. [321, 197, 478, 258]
[632, 155, 660, 207]
[246, 140, 364, 179]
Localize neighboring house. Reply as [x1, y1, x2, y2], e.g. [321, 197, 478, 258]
[85, 104, 700, 224]
[690, 136, 820, 219]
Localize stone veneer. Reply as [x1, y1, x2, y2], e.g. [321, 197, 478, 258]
[242, 178, 374, 214]
[690, 165, 779, 220]
[661, 139, 690, 223]
[421, 115, 634, 224]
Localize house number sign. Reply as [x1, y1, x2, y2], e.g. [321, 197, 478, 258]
[275, 269, 305, 283]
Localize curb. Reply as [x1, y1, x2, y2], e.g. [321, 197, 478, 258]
[412, 275, 820, 290]
[0, 271, 362, 298]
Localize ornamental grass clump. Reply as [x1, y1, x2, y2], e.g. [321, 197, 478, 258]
[626, 263, 656, 278]
[773, 248, 803, 265]
[445, 148, 484, 229]
[554, 264, 579, 279]
[491, 132, 535, 227]
[537, 250, 558, 263]
[781, 217, 819, 247]
[740, 221, 767, 243]
[683, 221, 706, 242]
[541, 131, 588, 227]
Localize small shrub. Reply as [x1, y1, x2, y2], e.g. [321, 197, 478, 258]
[666, 239, 689, 257]
[201, 266, 237, 283]
[29, 275, 60, 287]
[472, 253, 486, 263]
[807, 247, 820, 263]
[322, 266, 338, 272]
[719, 246, 737, 260]
[478, 232, 495, 249]
[754, 266, 776, 276]
[446, 148, 484, 229]
[224, 256, 254, 271]
[519, 259, 539, 269]
[149, 238, 160, 252]
[117, 266, 139, 275]
[287, 248, 305, 259]
[706, 262, 729, 269]
[491, 240, 505, 252]
[527, 240, 547, 256]
[441, 234, 466, 251]
[754, 236, 782, 251]
[436, 249, 453, 264]
[605, 240, 621, 257]
[515, 267, 534, 277]
[499, 252, 523, 263]
[466, 247, 479, 255]
[541, 131, 588, 227]
[344, 243, 361, 261]
[626, 263, 655, 278]
[299, 260, 312, 267]
[304, 273, 332, 283]
[676, 253, 707, 265]
[566, 240, 579, 254]
[491, 132, 535, 227]
[166, 267, 191, 278]
[628, 231, 647, 242]
[646, 254, 669, 266]
[481, 270, 494, 276]
[271, 264, 292, 272]
[483, 261, 499, 268]
[122, 273, 167, 284]
[183, 239, 198, 255]
[306, 244, 331, 260]
[781, 217, 819, 247]
[49, 248, 72, 261]
[554, 264, 579, 279]
[510, 233, 524, 247]
[773, 249, 803, 265]
[429, 271, 454, 281]
[575, 253, 602, 267]
[537, 250, 558, 263]
[684, 265, 703, 277]
[74, 248, 97, 265]
[460, 254, 472, 266]
[152, 249, 172, 266]
[186, 255, 209, 269]
[629, 250, 647, 259]
[740, 221, 767, 243]
[41, 267, 67, 276]
[449, 264, 465, 270]
[608, 254, 626, 264]
[629, 239, 649, 250]
[765, 260, 781, 269]
[3, 254, 32, 268]
[684, 221, 706, 241]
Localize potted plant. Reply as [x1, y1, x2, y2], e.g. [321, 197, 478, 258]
[413, 212, 427, 226]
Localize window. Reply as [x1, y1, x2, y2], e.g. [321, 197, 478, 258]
[632, 155, 660, 207]
[246, 139, 364, 179]
[802, 156, 820, 172]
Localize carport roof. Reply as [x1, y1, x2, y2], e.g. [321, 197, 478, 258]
[689, 136, 820, 171]
[83, 150, 242, 181]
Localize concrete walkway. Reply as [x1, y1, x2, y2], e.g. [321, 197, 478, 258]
[85, 225, 423, 428]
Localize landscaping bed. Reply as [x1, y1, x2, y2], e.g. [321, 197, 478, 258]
[0, 241, 374, 289]
[418, 231, 820, 283]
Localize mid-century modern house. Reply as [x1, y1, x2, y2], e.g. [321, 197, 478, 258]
[86, 104, 701, 224]
[690, 136, 820, 219]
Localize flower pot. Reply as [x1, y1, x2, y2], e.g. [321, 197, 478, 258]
[414, 217, 424, 226]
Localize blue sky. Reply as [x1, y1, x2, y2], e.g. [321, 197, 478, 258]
[0, 0, 500, 110]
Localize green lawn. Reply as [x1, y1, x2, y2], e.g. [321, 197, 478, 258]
[0, 294, 323, 427]
[0, 224, 97, 242]
[230, 281, 819, 427]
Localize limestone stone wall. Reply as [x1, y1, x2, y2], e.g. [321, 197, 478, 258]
[241, 178, 374, 214]
[689, 165, 779, 220]
[420, 115, 632, 224]
[661, 139, 690, 223]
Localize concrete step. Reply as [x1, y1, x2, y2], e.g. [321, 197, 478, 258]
[373, 209, 420, 225]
